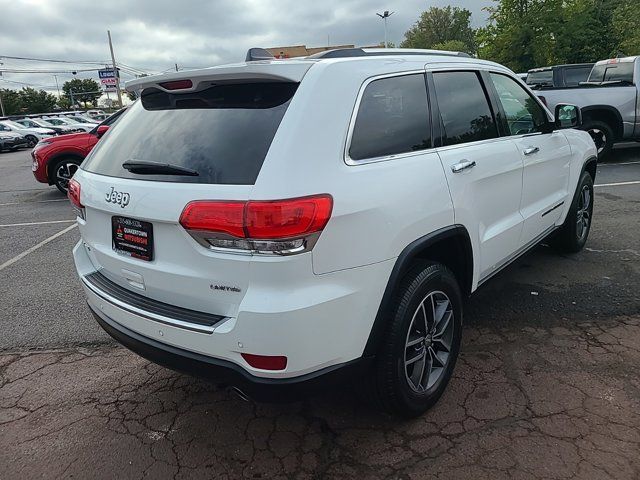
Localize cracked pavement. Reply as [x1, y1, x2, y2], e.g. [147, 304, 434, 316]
[1, 148, 639, 478]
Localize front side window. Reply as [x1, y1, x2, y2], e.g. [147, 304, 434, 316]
[349, 74, 431, 161]
[490, 73, 548, 136]
[433, 71, 498, 147]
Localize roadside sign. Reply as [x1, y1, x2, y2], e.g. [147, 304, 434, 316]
[98, 68, 119, 86]
[104, 84, 117, 91]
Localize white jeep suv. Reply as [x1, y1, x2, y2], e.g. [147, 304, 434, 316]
[71, 48, 597, 417]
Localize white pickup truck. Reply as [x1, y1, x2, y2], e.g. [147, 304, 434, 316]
[529, 56, 640, 157]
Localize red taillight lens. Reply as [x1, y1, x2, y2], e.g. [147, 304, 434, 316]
[68, 178, 83, 209]
[159, 79, 193, 90]
[241, 353, 287, 371]
[179, 195, 333, 240]
[179, 201, 245, 237]
[245, 196, 333, 239]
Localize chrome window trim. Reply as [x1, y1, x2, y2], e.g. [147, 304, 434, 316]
[343, 70, 432, 166]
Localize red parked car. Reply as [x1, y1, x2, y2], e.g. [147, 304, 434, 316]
[31, 108, 126, 193]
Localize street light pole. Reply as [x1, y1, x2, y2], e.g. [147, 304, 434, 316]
[107, 30, 123, 108]
[376, 10, 394, 48]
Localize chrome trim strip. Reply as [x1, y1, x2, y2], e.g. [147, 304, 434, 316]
[478, 225, 558, 286]
[541, 201, 565, 218]
[82, 275, 220, 334]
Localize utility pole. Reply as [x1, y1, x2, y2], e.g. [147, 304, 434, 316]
[53, 75, 61, 99]
[107, 30, 123, 108]
[376, 11, 394, 48]
[175, 63, 179, 72]
[0, 61, 4, 116]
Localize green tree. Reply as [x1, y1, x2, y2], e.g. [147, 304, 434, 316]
[18, 87, 57, 113]
[477, 0, 625, 72]
[612, 0, 640, 55]
[62, 78, 102, 107]
[400, 6, 476, 54]
[0, 88, 24, 115]
[432, 40, 468, 53]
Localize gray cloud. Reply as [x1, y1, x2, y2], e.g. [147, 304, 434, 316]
[0, 0, 490, 94]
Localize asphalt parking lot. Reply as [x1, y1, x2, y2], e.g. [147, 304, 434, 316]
[1, 147, 639, 479]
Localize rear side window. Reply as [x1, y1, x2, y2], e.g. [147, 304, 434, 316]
[588, 62, 635, 83]
[82, 82, 297, 185]
[433, 71, 498, 147]
[349, 74, 431, 161]
[526, 70, 553, 87]
[563, 66, 592, 86]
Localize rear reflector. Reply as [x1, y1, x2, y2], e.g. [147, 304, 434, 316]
[68, 178, 83, 209]
[180, 195, 333, 240]
[159, 79, 193, 90]
[241, 353, 287, 371]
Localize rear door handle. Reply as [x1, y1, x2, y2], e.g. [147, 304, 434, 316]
[523, 146, 540, 156]
[451, 160, 476, 173]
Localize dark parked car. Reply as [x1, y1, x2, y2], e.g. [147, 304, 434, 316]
[0, 129, 29, 152]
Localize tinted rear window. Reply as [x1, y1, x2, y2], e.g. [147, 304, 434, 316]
[433, 71, 498, 147]
[526, 70, 553, 87]
[588, 62, 635, 83]
[349, 74, 431, 161]
[82, 82, 297, 185]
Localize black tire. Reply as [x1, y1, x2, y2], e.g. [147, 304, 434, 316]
[25, 135, 38, 148]
[369, 262, 463, 417]
[552, 171, 594, 253]
[583, 120, 614, 159]
[50, 157, 82, 194]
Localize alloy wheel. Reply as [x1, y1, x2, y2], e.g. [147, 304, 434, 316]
[588, 128, 606, 155]
[576, 185, 591, 241]
[404, 291, 454, 393]
[56, 162, 79, 192]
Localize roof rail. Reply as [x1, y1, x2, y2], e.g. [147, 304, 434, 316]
[308, 48, 472, 59]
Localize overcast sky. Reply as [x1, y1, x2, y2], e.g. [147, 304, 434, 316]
[0, 0, 491, 96]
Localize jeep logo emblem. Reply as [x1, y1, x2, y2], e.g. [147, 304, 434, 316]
[105, 187, 130, 208]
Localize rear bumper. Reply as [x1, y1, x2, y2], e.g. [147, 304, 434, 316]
[91, 304, 373, 402]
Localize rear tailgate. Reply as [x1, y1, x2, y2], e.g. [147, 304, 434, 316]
[75, 71, 307, 319]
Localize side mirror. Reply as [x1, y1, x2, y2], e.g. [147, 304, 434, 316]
[96, 125, 110, 138]
[554, 104, 582, 129]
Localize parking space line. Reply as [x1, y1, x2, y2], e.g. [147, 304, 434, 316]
[594, 180, 640, 188]
[0, 223, 77, 272]
[0, 219, 76, 227]
[0, 199, 68, 207]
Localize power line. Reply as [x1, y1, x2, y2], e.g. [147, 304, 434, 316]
[0, 55, 109, 65]
[0, 67, 102, 74]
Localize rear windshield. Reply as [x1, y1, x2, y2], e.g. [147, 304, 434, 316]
[526, 70, 553, 87]
[82, 82, 297, 185]
[588, 62, 635, 83]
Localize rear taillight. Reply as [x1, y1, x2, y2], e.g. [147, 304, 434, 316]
[160, 79, 193, 90]
[68, 178, 84, 219]
[179, 194, 333, 255]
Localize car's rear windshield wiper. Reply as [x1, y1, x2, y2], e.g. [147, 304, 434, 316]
[122, 160, 199, 176]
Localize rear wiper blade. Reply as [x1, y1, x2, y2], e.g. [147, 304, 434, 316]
[122, 160, 199, 176]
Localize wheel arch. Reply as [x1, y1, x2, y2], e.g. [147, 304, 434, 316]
[581, 105, 624, 140]
[582, 155, 598, 181]
[363, 225, 473, 357]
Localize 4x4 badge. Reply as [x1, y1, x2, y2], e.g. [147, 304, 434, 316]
[105, 187, 130, 208]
